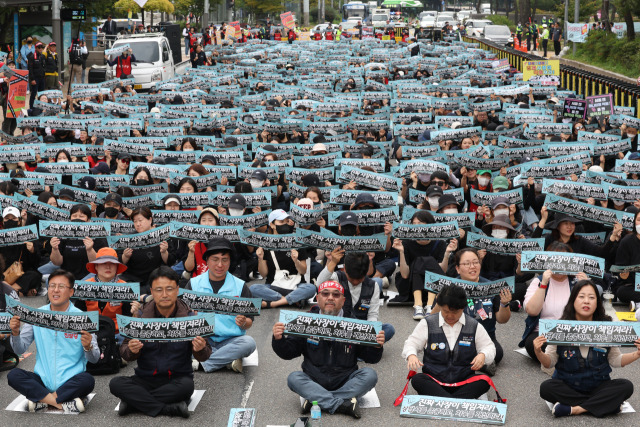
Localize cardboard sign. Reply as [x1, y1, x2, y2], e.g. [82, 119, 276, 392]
[0, 312, 11, 333]
[329, 189, 398, 207]
[470, 188, 523, 207]
[466, 232, 544, 255]
[237, 229, 304, 251]
[227, 408, 256, 427]
[520, 251, 605, 278]
[586, 94, 613, 118]
[392, 221, 459, 240]
[14, 194, 69, 221]
[328, 206, 399, 227]
[400, 395, 507, 425]
[539, 319, 640, 346]
[219, 211, 270, 229]
[38, 221, 110, 239]
[544, 193, 634, 229]
[6, 296, 98, 333]
[562, 98, 586, 119]
[5, 69, 29, 119]
[179, 289, 261, 316]
[280, 11, 296, 29]
[72, 282, 140, 302]
[279, 310, 381, 346]
[296, 228, 387, 252]
[117, 313, 216, 341]
[424, 273, 514, 298]
[170, 222, 241, 243]
[542, 178, 607, 201]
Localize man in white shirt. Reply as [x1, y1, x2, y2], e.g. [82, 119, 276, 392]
[402, 284, 496, 399]
[182, 23, 191, 55]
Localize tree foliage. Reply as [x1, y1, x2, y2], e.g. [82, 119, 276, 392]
[114, 0, 175, 14]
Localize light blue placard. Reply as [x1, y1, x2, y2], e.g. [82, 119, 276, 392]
[424, 272, 514, 298]
[392, 221, 459, 240]
[6, 296, 98, 333]
[237, 229, 304, 251]
[170, 222, 241, 243]
[539, 319, 640, 346]
[227, 408, 256, 427]
[466, 232, 544, 255]
[0, 224, 39, 246]
[328, 206, 399, 227]
[39, 220, 110, 239]
[400, 395, 507, 425]
[72, 282, 140, 302]
[117, 313, 216, 341]
[295, 228, 387, 252]
[279, 309, 381, 346]
[520, 251, 605, 278]
[106, 224, 172, 250]
[178, 289, 261, 316]
[544, 193, 634, 229]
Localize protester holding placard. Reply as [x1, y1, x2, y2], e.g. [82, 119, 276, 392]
[185, 237, 256, 373]
[272, 280, 385, 419]
[110, 267, 212, 418]
[183, 208, 220, 278]
[250, 209, 316, 309]
[49, 204, 107, 281]
[0, 206, 41, 297]
[402, 284, 496, 399]
[613, 209, 640, 305]
[521, 242, 590, 361]
[7, 269, 99, 414]
[535, 280, 640, 418]
[391, 210, 457, 318]
[119, 207, 176, 292]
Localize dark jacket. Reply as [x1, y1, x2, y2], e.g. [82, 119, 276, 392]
[27, 50, 45, 81]
[43, 50, 58, 74]
[272, 312, 383, 391]
[120, 299, 212, 378]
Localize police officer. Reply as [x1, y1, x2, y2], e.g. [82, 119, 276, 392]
[532, 20, 539, 50]
[541, 23, 550, 57]
[516, 22, 523, 45]
[525, 22, 532, 51]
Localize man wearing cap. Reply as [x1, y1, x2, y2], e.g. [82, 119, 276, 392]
[491, 176, 510, 192]
[540, 24, 550, 57]
[110, 267, 212, 418]
[100, 193, 126, 220]
[43, 42, 59, 89]
[8, 269, 99, 414]
[89, 162, 110, 175]
[272, 280, 385, 419]
[185, 238, 256, 373]
[105, 48, 137, 79]
[248, 169, 269, 190]
[75, 248, 130, 342]
[27, 42, 45, 108]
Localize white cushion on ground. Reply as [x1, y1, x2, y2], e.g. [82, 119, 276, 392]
[545, 400, 634, 413]
[243, 349, 259, 367]
[298, 387, 380, 409]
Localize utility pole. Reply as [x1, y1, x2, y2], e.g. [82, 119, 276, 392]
[564, 0, 568, 51]
[52, 0, 62, 75]
[304, 0, 309, 26]
[573, 0, 579, 54]
[203, 0, 209, 29]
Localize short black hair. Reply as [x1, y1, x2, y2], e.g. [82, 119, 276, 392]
[70, 203, 91, 219]
[49, 269, 76, 288]
[344, 252, 369, 280]
[436, 285, 468, 310]
[148, 266, 180, 288]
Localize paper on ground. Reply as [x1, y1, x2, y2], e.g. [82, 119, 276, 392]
[514, 347, 532, 359]
[298, 387, 380, 409]
[546, 400, 634, 413]
[6, 393, 95, 414]
[243, 349, 259, 367]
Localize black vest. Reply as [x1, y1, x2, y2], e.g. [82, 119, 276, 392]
[336, 270, 376, 321]
[423, 314, 478, 383]
[553, 345, 612, 393]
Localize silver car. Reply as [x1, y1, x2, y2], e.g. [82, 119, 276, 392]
[482, 24, 514, 46]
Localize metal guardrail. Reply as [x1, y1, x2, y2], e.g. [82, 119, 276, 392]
[463, 35, 640, 118]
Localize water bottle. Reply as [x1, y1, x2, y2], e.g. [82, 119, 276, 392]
[310, 400, 321, 426]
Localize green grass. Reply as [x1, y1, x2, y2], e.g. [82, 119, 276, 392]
[564, 50, 639, 79]
[564, 31, 640, 79]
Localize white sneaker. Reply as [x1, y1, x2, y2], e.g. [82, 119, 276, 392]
[425, 306, 433, 316]
[413, 305, 425, 320]
[61, 397, 85, 414]
[382, 277, 390, 289]
[27, 401, 47, 412]
[192, 359, 200, 372]
[226, 358, 243, 373]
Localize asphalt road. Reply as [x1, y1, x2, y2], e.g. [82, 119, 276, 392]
[1, 285, 639, 427]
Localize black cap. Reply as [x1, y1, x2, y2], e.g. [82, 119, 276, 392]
[58, 188, 75, 200]
[79, 176, 96, 190]
[117, 152, 132, 160]
[201, 154, 217, 164]
[34, 166, 50, 173]
[437, 194, 460, 209]
[426, 185, 444, 197]
[202, 237, 235, 261]
[229, 194, 246, 210]
[338, 211, 358, 226]
[104, 193, 123, 206]
[301, 173, 320, 187]
[250, 169, 267, 181]
[353, 193, 380, 209]
[43, 135, 56, 143]
[224, 137, 238, 147]
[90, 162, 110, 175]
[262, 144, 277, 152]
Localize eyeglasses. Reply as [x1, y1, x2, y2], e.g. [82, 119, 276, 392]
[49, 283, 70, 290]
[459, 261, 481, 267]
[320, 291, 343, 298]
[432, 180, 446, 187]
[152, 287, 177, 294]
[575, 126, 584, 130]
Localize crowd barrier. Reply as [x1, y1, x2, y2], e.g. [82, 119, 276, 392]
[462, 36, 640, 118]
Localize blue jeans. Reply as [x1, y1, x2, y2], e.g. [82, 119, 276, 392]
[375, 258, 397, 278]
[8, 369, 94, 403]
[287, 368, 378, 413]
[171, 261, 185, 277]
[184, 39, 190, 55]
[382, 323, 395, 342]
[250, 283, 317, 305]
[201, 335, 256, 373]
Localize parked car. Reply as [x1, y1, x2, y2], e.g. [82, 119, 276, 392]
[465, 19, 492, 37]
[482, 24, 514, 46]
[310, 23, 330, 37]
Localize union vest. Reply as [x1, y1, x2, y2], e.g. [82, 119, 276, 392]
[553, 345, 612, 392]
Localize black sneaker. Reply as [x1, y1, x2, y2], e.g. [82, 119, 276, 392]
[387, 294, 413, 306]
[335, 397, 361, 419]
[510, 300, 521, 312]
[301, 399, 313, 414]
[118, 400, 132, 416]
[161, 401, 189, 418]
[480, 362, 497, 377]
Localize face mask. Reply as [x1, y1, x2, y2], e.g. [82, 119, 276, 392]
[229, 208, 244, 217]
[183, 148, 194, 152]
[104, 207, 119, 218]
[4, 220, 18, 229]
[636, 225, 640, 234]
[494, 208, 509, 217]
[58, 159, 69, 163]
[275, 224, 293, 234]
[250, 179, 263, 190]
[136, 179, 150, 186]
[478, 177, 490, 187]
[491, 229, 508, 239]
[71, 218, 84, 223]
[443, 208, 458, 214]
[428, 197, 439, 207]
[613, 201, 625, 208]
[341, 224, 357, 236]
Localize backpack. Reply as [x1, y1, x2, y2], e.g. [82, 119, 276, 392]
[69, 44, 83, 65]
[86, 315, 121, 375]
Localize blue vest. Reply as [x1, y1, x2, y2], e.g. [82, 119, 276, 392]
[33, 303, 87, 392]
[553, 345, 612, 393]
[190, 272, 246, 342]
[423, 314, 478, 383]
[336, 270, 376, 321]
